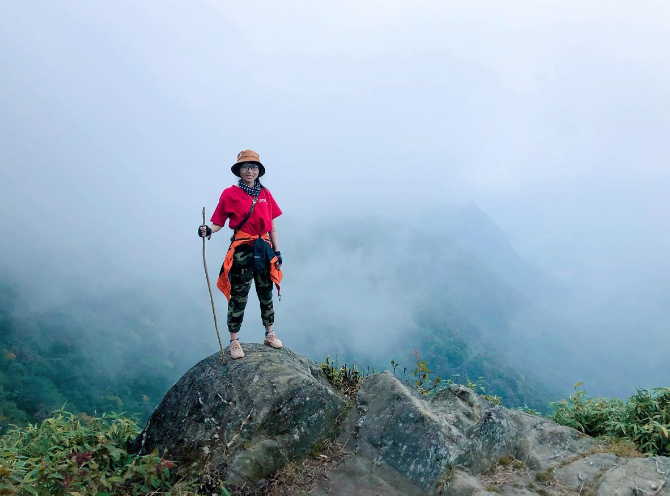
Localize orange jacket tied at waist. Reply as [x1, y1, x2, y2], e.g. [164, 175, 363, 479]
[216, 230, 282, 301]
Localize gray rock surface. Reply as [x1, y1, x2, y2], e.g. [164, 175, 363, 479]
[443, 470, 489, 496]
[515, 419, 595, 472]
[128, 345, 347, 486]
[340, 372, 466, 493]
[337, 371, 597, 494]
[308, 455, 428, 496]
[131, 348, 670, 495]
[325, 372, 670, 495]
[554, 452, 618, 491]
[596, 457, 670, 496]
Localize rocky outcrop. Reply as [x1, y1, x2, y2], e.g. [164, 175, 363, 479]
[335, 371, 592, 493]
[129, 344, 347, 486]
[131, 347, 670, 495]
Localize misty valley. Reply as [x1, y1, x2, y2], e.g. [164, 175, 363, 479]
[2, 205, 668, 428]
[2, 206, 670, 495]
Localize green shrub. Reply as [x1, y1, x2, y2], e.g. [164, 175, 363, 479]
[0, 407, 224, 495]
[548, 383, 670, 456]
[618, 387, 670, 456]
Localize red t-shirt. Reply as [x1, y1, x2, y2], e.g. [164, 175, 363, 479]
[210, 186, 282, 236]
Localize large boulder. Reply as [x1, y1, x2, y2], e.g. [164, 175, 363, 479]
[131, 348, 670, 495]
[321, 372, 670, 495]
[129, 344, 347, 487]
[335, 372, 593, 493]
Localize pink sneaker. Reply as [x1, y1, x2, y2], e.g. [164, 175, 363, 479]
[229, 340, 245, 359]
[264, 331, 283, 349]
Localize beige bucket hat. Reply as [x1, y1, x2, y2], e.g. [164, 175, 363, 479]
[231, 149, 265, 177]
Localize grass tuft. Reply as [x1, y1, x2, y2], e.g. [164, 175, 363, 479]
[548, 383, 670, 457]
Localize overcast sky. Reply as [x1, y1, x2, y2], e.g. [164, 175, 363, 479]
[1, 0, 669, 293]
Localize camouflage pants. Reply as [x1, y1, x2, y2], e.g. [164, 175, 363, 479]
[225, 243, 274, 333]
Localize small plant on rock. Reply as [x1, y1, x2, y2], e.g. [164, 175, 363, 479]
[319, 356, 363, 400]
[464, 376, 503, 406]
[412, 349, 442, 396]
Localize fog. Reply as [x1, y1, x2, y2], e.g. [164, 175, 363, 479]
[1, 1, 669, 405]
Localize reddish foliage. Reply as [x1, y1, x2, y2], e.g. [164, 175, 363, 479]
[63, 474, 72, 491]
[67, 451, 93, 466]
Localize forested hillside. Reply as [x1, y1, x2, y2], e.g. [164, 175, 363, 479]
[0, 280, 206, 430]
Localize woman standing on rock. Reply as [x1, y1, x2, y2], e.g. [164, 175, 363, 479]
[198, 150, 283, 359]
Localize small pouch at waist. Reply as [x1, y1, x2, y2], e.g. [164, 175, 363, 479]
[253, 237, 271, 274]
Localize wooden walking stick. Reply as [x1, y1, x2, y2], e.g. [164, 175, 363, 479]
[202, 207, 227, 365]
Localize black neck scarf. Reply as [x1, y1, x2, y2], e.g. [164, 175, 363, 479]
[238, 178, 261, 197]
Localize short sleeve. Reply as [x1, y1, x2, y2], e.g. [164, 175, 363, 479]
[210, 191, 230, 227]
[267, 190, 282, 220]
